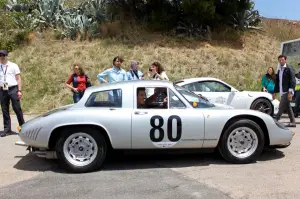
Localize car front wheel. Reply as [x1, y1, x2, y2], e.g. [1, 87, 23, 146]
[250, 98, 273, 116]
[56, 127, 107, 173]
[218, 119, 264, 164]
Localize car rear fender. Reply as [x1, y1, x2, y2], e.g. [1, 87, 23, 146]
[48, 123, 113, 150]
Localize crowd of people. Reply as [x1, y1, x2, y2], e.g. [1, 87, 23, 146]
[0, 49, 299, 137]
[65, 56, 169, 103]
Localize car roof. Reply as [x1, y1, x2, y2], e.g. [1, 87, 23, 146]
[175, 77, 221, 84]
[85, 80, 175, 93]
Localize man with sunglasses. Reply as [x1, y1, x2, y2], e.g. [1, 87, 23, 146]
[0, 50, 25, 137]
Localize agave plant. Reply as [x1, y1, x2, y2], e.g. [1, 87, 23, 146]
[229, 9, 262, 30]
[59, 8, 94, 40]
[175, 21, 211, 40]
[80, 0, 107, 24]
[34, 0, 65, 28]
[12, 12, 39, 30]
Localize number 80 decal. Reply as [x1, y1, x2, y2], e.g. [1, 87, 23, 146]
[150, 115, 182, 142]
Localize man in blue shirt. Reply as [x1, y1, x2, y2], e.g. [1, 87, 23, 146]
[97, 56, 128, 84]
[97, 56, 128, 105]
[127, 61, 144, 80]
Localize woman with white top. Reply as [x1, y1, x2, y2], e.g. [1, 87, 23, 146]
[148, 61, 169, 80]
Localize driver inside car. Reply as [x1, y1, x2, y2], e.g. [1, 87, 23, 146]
[145, 87, 168, 108]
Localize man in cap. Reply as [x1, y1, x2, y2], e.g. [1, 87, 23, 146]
[0, 50, 25, 137]
[127, 60, 144, 80]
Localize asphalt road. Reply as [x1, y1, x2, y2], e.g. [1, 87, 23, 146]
[0, 114, 299, 199]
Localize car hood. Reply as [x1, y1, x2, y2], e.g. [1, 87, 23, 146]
[212, 103, 234, 109]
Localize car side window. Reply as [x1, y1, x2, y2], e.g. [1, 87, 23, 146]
[169, 89, 186, 109]
[85, 89, 122, 107]
[137, 87, 168, 109]
[195, 81, 231, 92]
[182, 83, 196, 91]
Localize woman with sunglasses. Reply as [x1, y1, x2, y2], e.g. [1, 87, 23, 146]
[65, 62, 91, 103]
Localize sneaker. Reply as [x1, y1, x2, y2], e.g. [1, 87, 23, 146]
[0, 132, 7, 137]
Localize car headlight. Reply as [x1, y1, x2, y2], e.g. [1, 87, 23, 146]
[274, 119, 288, 130]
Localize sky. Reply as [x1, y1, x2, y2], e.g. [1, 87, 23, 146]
[254, 0, 300, 20]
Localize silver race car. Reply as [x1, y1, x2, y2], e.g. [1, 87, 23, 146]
[15, 81, 295, 173]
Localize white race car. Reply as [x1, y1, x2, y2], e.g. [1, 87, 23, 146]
[175, 77, 279, 116]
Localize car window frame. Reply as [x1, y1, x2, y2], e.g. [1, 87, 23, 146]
[135, 86, 170, 110]
[85, 88, 123, 108]
[194, 80, 232, 92]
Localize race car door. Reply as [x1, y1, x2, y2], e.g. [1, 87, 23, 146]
[182, 80, 246, 109]
[131, 86, 205, 149]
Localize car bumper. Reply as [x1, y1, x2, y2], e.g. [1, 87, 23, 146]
[269, 125, 295, 147]
[272, 99, 280, 115]
[16, 123, 49, 149]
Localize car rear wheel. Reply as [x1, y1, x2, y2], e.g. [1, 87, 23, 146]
[56, 127, 107, 173]
[251, 98, 273, 116]
[218, 119, 264, 164]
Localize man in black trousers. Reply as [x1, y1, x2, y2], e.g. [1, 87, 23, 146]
[274, 54, 296, 127]
[0, 50, 25, 137]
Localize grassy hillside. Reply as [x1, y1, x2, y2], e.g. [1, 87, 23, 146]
[7, 18, 300, 114]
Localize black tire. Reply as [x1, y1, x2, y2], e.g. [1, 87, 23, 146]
[250, 98, 273, 116]
[218, 119, 265, 164]
[55, 126, 107, 173]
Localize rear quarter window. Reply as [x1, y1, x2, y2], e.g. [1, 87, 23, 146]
[85, 89, 122, 108]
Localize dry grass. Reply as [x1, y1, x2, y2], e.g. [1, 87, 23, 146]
[7, 18, 300, 114]
[262, 18, 300, 42]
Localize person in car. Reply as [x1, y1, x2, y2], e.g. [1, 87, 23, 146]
[145, 87, 168, 108]
[137, 87, 147, 108]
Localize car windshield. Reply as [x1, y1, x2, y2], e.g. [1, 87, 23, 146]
[174, 85, 215, 108]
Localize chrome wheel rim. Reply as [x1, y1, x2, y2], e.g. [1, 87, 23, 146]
[227, 127, 258, 159]
[253, 101, 272, 115]
[63, 132, 98, 167]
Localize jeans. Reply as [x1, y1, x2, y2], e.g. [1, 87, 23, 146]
[73, 91, 84, 103]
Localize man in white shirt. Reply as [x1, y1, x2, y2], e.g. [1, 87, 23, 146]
[0, 50, 25, 137]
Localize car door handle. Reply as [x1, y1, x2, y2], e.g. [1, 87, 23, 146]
[134, 111, 148, 115]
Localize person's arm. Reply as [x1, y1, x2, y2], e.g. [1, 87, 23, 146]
[126, 71, 132, 81]
[156, 71, 169, 80]
[261, 75, 267, 91]
[123, 70, 129, 81]
[261, 75, 266, 87]
[14, 65, 22, 99]
[97, 69, 109, 83]
[65, 74, 78, 92]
